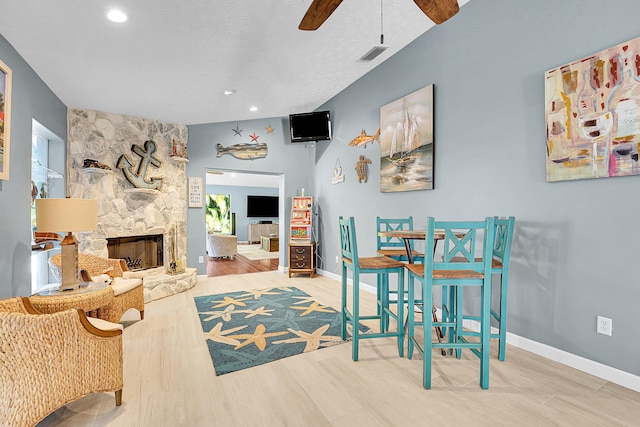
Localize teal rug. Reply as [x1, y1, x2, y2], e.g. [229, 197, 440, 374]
[194, 287, 365, 375]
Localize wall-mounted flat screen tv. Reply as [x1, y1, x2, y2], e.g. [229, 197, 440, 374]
[247, 195, 279, 217]
[289, 110, 332, 143]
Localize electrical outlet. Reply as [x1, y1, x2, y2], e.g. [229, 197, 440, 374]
[198, 256, 204, 264]
[596, 316, 612, 336]
[335, 255, 339, 263]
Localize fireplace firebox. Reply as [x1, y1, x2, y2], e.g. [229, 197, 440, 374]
[107, 234, 164, 271]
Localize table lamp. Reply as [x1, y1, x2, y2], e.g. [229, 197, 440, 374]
[35, 198, 98, 291]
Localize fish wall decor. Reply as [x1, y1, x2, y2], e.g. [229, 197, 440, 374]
[216, 142, 268, 160]
[348, 128, 380, 147]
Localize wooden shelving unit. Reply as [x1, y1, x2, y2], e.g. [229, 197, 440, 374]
[290, 196, 312, 242]
[288, 196, 315, 277]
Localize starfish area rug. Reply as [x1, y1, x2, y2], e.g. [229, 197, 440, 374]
[194, 286, 366, 375]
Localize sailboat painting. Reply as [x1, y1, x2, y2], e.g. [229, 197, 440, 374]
[379, 84, 434, 193]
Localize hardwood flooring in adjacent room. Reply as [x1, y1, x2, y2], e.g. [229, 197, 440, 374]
[205, 252, 279, 277]
[39, 271, 640, 426]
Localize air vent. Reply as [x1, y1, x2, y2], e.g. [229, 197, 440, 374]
[358, 46, 388, 62]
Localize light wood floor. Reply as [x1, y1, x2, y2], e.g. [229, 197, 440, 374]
[39, 271, 639, 426]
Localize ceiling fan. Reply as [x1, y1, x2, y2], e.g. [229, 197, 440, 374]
[299, 0, 459, 31]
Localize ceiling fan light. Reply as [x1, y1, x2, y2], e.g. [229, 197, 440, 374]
[358, 46, 388, 62]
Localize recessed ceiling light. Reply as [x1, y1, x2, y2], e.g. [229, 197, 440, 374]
[249, 106, 258, 112]
[106, 9, 128, 23]
[224, 90, 235, 95]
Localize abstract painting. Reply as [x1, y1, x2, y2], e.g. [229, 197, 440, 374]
[0, 58, 12, 181]
[379, 84, 434, 193]
[545, 35, 640, 182]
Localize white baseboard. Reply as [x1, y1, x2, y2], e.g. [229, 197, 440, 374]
[315, 268, 640, 392]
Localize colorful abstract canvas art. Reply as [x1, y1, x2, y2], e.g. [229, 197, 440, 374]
[379, 84, 434, 193]
[545, 35, 640, 182]
[0, 58, 11, 181]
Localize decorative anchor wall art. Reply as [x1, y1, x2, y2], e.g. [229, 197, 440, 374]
[116, 140, 163, 190]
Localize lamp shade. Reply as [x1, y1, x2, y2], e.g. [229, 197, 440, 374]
[35, 198, 98, 232]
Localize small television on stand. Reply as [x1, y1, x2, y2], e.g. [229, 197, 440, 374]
[289, 110, 332, 143]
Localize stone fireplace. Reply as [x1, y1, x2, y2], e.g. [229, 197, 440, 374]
[66, 108, 197, 302]
[107, 234, 164, 271]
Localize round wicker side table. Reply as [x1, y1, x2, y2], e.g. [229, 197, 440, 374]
[29, 282, 114, 318]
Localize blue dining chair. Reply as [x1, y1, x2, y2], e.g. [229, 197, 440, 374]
[443, 216, 515, 361]
[406, 217, 495, 389]
[376, 217, 424, 330]
[339, 216, 406, 361]
[376, 217, 424, 263]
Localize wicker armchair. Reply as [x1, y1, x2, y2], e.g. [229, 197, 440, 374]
[0, 297, 123, 427]
[49, 253, 145, 323]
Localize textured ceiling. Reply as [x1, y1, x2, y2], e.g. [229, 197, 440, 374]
[0, 0, 470, 125]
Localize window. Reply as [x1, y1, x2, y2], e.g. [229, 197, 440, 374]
[206, 194, 231, 233]
[30, 120, 64, 292]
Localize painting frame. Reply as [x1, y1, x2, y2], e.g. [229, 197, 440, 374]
[0, 58, 12, 181]
[545, 35, 640, 182]
[379, 84, 434, 193]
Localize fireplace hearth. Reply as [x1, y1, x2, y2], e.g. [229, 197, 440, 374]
[107, 234, 164, 271]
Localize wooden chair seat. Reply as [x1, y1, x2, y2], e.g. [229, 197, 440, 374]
[343, 256, 405, 270]
[376, 248, 424, 259]
[451, 256, 503, 270]
[405, 263, 484, 279]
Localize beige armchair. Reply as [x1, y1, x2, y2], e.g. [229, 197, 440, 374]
[49, 253, 145, 323]
[207, 232, 238, 258]
[0, 297, 123, 426]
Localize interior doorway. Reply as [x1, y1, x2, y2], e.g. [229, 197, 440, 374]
[205, 169, 283, 277]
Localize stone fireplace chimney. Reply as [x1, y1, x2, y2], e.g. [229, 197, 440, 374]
[67, 108, 188, 272]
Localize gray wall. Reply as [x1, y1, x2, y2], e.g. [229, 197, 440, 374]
[313, 0, 640, 376]
[186, 118, 314, 273]
[0, 35, 67, 299]
[205, 184, 279, 242]
[2, 0, 639, 380]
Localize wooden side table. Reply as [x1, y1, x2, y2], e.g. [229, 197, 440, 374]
[29, 282, 114, 318]
[288, 242, 316, 278]
[260, 235, 279, 252]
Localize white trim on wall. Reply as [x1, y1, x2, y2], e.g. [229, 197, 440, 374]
[316, 268, 640, 393]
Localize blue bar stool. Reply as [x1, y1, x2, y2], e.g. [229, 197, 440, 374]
[406, 217, 495, 389]
[444, 216, 515, 360]
[376, 217, 424, 330]
[339, 216, 406, 361]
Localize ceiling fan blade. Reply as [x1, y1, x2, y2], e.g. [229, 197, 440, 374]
[299, 0, 343, 31]
[413, 0, 459, 24]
